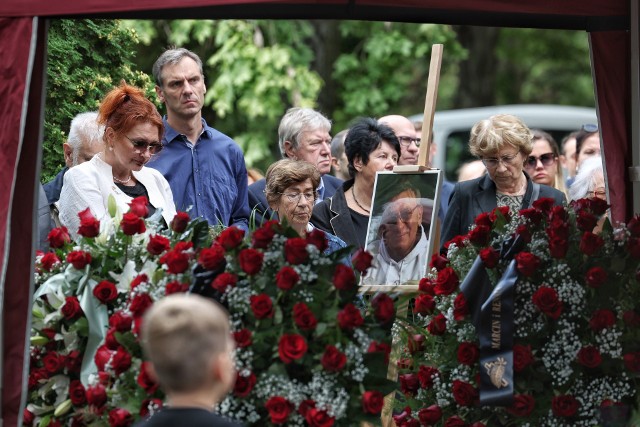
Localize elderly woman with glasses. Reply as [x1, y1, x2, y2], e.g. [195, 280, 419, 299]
[524, 130, 568, 197]
[58, 82, 176, 239]
[265, 159, 346, 253]
[441, 114, 565, 252]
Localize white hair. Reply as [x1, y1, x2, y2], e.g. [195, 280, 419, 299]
[67, 111, 104, 165]
[569, 156, 603, 201]
[278, 107, 331, 158]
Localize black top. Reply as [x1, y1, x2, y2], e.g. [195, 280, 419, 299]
[133, 408, 244, 427]
[311, 179, 364, 250]
[349, 208, 369, 248]
[116, 181, 157, 217]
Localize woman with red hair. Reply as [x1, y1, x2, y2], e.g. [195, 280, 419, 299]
[58, 82, 176, 238]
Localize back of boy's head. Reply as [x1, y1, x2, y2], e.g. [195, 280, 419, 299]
[141, 294, 231, 392]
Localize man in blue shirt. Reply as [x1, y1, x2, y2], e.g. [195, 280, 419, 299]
[148, 48, 249, 231]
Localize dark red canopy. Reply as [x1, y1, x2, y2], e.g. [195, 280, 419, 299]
[0, 1, 637, 425]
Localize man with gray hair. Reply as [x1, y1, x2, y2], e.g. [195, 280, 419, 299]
[147, 47, 250, 231]
[43, 111, 104, 204]
[248, 107, 343, 225]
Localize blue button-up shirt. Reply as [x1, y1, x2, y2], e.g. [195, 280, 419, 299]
[147, 118, 249, 231]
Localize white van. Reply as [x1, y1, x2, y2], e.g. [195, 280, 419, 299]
[410, 104, 597, 181]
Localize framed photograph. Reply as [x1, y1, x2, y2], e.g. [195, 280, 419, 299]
[361, 170, 443, 287]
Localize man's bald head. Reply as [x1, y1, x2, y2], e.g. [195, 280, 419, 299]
[379, 115, 419, 166]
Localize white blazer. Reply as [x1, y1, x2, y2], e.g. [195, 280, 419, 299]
[58, 153, 176, 239]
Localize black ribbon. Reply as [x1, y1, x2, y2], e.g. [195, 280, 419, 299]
[460, 236, 524, 406]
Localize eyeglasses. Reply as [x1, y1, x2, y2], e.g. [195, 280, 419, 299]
[124, 136, 163, 155]
[397, 136, 421, 147]
[587, 188, 606, 198]
[384, 204, 420, 225]
[582, 123, 598, 133]
[481, 153, 520, 169]
[279, 192, 317, 204]
[525, 152, 557, 169]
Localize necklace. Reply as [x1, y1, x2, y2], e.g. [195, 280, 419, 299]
[351, 187, 370, 214]
[113, 174, 132, 185]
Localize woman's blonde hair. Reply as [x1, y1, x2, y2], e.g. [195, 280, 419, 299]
[469, 114, 533, 158]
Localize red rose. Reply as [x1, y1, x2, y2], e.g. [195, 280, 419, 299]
[419, 277, 435, 295]
[278, 333, 308, 363]
[430, 253, 449, 271]
[23, 409, 34, 426]
[628, 215, 640, 237]
[130, 274, 148, 289]
[160, 250, 190, 274]
[298, 399, 316, 418]
[128, 196, 149, 217]
[105, 327, 120, 349]
[239, 248, 264, 275]
[585, 266, 607, 288]
[140, 398, 163, 418]
[129, 293, 153, 317]
[43, 352, 65, 373]
[452, 379, 478, 406]
[61, 296, 83, 320]
[217, 226, 245, 250]
[233, 329, 252, 348]
[368, 341, 391, 364]
[532, 286, 563, 319]
[580, 232, 605, 256]
[211, 272, 238, 293]
[93, 280, 118, 304]
[417, 365, 439, 388]
[623, 310, 640, 327]
[112, 346, 132, 375]
[435, 267, 459, 295]
[250, 294, 274, 319]
[490, 205, 511, 222]
[66, 250, 92, 270]
[513, 344, 534, 372]
[284, 237, 309, 264]
[427, 313, 446, 335]
[276, 266, 300, 290]
[147, 234, 170, 255]
[453, 293, 469, 320]
[457, 342, 479, 366]
[532, 197, 556, 213]
[78, 208, 100, 238]
[407, 334, 425, 354]
[47, 227, 70, 248]
[40, 252, 61, 271]
[332, 264, 356, 290]
[548, 234, 569, 259]
[95, 345, 114, 371]
[413, 294, 435, 315]
[444, 235, 466, 253]
[321, 345, 347, 372]
[418, 405, 442, 424]
[252, 221, 278, 249]
[507, 394, 535, 417]
[170, 211, 190, 233]
[444, 416, 466, 427]
[392, 407, 416, 427]
[474, 212, 492, 227]
[399, 373, 420, 395]
[306, 228, 328, 252]
[372, 293, 395, 324]
[165, 281, 189, 295]
[577, 345, 602, 368]
[65, 350, 82, 374]
[515, 252, 540, 277]
[589, 309, 616, 331]
[515, 224, 532, 243]
[265, 396, 294, 424]
[86, 383, 107, 407]
[362, 390, 384, 415]
[479, 247, 499, 268]
[552, 395, 580, 417]
[468, 224, 490, 245]
[109, 311, 133, 332]
[120, 212, 146, 235]
[576, 210, 598, 232]
[352, 248, 373, 273]
[199, 243, 226, 271]
[108, 407, 133, 427]
[623, 352, 640, 372]
[305, 408, 335, 427]
[137, 361, 159, 394]
[519, 207, 543, 224]
[234, 371, 256, 397]
[337, 303, 364, 329]
[292, 302, 318, 330]
[628, 237, 640, 259]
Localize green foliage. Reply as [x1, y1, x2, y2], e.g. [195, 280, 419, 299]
[42, 19, 155, 182]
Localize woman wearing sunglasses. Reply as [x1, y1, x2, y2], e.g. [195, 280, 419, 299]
[441, 114, 566, 253]
[524, 130, 568, 198]
[58, 82, 176, 239]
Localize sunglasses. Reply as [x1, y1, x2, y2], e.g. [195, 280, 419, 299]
[582, 123, 598, 133]
[125, 136, 163, 155]
[525, 152, 556, 169]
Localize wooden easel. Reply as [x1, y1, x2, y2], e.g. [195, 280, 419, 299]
[361, 44, 444, 427]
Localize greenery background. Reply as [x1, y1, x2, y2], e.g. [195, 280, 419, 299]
[41, 19, 594, 182]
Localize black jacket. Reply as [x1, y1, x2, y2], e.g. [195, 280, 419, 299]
[311, 179, 363, 249]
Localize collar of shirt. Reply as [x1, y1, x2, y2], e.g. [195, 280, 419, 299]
[316, 177, 326, 204]
[162, 117, 211, 146]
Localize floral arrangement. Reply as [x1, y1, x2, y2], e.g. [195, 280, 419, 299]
[24, 196, 397, 427]
[392, 198, 640, 426]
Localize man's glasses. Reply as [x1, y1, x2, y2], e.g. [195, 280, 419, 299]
[125, 136, 163, 155]
[384, 204, 420, 225]
[279, 192, 317, 204]
[525, 152, 557, 169]
[481, 153, 520, 169]
[582, 123, 598, 133]
[397, 136, 421, 147]
[587, 188, 606, 199]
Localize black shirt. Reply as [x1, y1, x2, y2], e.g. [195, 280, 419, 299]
[133, 408, 244, 427]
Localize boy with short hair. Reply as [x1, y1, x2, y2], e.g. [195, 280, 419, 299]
[134, 294, 242, 427]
